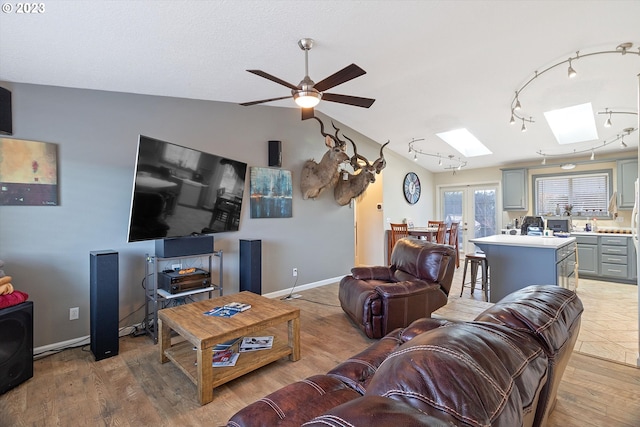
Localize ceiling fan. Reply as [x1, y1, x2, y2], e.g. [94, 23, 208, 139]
[240, 38, 375, 120]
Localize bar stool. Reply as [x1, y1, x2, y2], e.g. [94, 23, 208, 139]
[460, 252, 489, 301]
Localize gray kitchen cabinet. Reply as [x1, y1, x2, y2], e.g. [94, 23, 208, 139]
[616, 158, 638, 209]
[575, 233, 637, 283]
[629, 238, 637, 280]
[600, 236, 628, 279]
[502, 168, 528, 211]
[576, 235, 598, 275]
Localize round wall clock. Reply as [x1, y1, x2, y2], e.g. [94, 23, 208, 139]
[403, 172, 421, 204]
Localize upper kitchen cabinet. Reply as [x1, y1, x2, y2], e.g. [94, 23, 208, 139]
[616, 158, 638, 209]
[502, 168, 528, 210]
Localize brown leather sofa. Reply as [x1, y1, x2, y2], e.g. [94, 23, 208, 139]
[227, 285, 583, 427]
[338, 237, 456, 339]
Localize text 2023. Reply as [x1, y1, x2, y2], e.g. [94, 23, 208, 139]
[17, 3, 45, 13]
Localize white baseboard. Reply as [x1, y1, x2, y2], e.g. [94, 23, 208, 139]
[33, 277, 345, 357]
[263, 275, 344, 300]
[33, 323, 143, 358]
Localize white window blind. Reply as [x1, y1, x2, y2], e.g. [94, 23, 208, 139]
[535, 172, 610, 216]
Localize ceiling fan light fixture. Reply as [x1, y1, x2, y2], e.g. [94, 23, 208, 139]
[293, 90, 321, 108]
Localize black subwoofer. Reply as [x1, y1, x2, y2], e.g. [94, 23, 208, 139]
[0, 301, 34, 394]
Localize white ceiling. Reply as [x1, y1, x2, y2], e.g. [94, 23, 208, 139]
[1, 0, 639, 172]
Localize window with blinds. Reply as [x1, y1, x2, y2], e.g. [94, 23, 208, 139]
[534, 171, 611, 217]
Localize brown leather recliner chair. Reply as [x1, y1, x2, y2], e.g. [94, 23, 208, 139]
[338, 238, 456, 339]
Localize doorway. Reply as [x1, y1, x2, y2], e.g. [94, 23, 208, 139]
[440, 184, 499, 255]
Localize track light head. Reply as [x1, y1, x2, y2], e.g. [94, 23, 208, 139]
[567, 58, 577, 78]
[521, 119, 527, 132]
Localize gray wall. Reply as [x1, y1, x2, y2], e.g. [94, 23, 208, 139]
[0, 82, 431, 348]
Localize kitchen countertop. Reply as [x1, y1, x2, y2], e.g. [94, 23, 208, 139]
[571, 230, 633, 237]
[470, 234, 575, 249]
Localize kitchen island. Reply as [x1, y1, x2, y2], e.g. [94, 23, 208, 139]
[469, 235, 577, 303]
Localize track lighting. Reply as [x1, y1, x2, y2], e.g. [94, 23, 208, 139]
[598, 108, 636, 129]
[407, 139, 467, 171]
[509, 43, 639, 128]
[620, 135, 627, 148]
[521, 118, 527, 132]
[514, 93, 521, 111]
[537, 126, 637, 161]
[567, 57, 577, 78]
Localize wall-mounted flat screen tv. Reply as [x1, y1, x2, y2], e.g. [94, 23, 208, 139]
[127, 135, 247, 242]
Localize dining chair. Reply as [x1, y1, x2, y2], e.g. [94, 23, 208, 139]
[448, 222, 460, 267]
[435, 222, 447, 244]
[427, 220, 444, 242]
[389, 223, 409, 265]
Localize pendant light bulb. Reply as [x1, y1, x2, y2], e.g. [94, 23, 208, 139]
[567, 58, 577, 78]
[510, 113, 515, 125]
[514, 95, 521, 111]
[413, 152, 418, 161]
[521, 118, 527, 132]
[590, 150, 595, 161]
[605, 111, 613, 128]
[438, 156, 442, 166]
[542, 157, 546, 165]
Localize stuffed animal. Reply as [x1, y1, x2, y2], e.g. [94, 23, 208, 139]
[0, 261, 15, 295]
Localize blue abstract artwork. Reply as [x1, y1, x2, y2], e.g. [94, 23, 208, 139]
[250, 167, 293, 218]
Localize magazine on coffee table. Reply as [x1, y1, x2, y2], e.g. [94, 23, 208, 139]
[239, 336, 273, 352]
[212, 349, 239, 367]
[204, 307, 238, 318]
[204, 302, 252, 318]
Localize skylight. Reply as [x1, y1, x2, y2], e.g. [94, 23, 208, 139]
[436, 128, 492, 157]
[543, 102, 598, 145]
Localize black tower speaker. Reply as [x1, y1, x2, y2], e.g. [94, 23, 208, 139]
[268, 140, 282, 167]
[0, 87, 12, 135]
[0, 301, 33, 394]
[90, 250, 119, 361]
[240, 239, 262, 295]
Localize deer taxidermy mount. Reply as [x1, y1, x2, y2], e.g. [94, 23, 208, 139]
[334, 129, 389, 206]
[300, 117, 349, 200]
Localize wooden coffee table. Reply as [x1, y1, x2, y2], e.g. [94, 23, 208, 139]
[158, 291, 300, 405]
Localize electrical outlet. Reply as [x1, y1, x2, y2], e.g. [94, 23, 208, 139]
[292, 268, 298, 277]
[69, 307, 79, 320]
[172, 263, 182, 270]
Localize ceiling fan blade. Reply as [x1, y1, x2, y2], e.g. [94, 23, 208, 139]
[240, 95, 293, 106]
[313, 64, 366, 92]
[322, 93, 376, 108]
[301, 108, 315, 120]
[246, 70, 299, 90]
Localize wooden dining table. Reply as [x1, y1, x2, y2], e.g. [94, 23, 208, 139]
[407, 226, 439, 239]
[408, 226, 459, 267]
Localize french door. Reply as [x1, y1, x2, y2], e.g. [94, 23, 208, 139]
[440, 184, 499, 255]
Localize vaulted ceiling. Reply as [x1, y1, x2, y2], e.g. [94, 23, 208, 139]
[1, 1, 638, 172]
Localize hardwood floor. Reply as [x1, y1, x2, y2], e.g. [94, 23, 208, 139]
[443, 261, 640, 367]
[1, 278, 639, 426]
